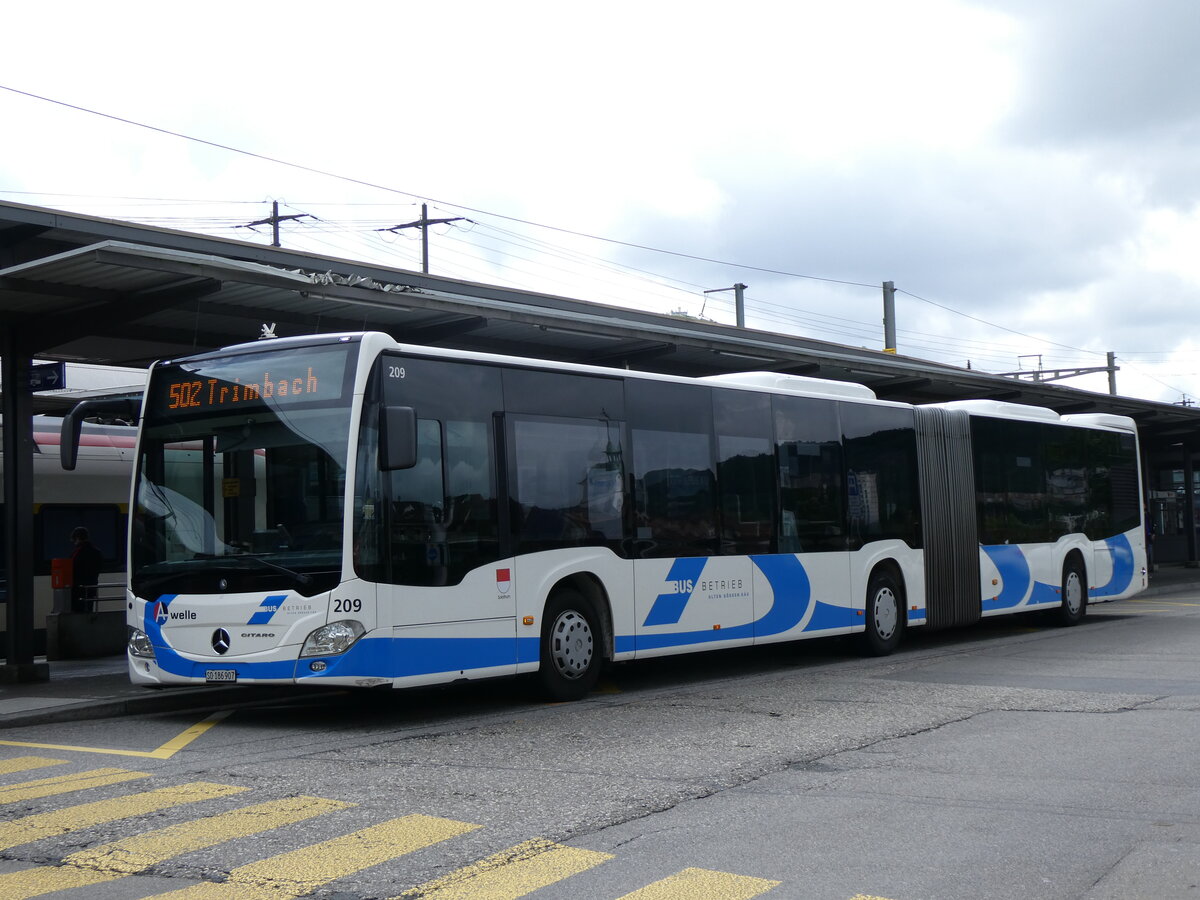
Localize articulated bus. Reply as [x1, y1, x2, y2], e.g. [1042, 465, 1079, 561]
[120, 332, 1146, 699]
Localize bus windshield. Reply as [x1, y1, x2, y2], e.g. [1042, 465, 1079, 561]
[130, 341, 358, 598]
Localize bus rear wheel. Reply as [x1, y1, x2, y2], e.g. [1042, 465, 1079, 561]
[538, 589, 601, 701]
[1053, 558, 1087, 626]
[861, 569, 904, 656]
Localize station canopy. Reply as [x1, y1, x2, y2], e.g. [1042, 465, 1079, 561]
[2, 198, 1200, 444]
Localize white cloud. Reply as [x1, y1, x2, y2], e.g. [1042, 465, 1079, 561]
[2, 0, 1199, 404]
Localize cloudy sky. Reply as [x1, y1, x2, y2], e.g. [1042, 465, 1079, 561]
[2, 1, 1198, 404]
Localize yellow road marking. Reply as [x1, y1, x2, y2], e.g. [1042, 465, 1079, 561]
[0, 780, 246, 851]
[0, 767, 148, 804]
[148, 813, 480, 899]
[617, 867, 781, 899]
[0, 756, 67, 776]
[0, 710, 233, 759]
[0, 795, 351, 900]
[396, 838, 613, 900]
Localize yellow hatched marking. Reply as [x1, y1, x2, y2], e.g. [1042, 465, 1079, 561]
[0, 767, 147, 804]
[617, 867, 780, 899]
[0, 711, 233, 759]
[1129, 599, 1200, 607]
[0, 756, 67, 776]
[395, 838, 613, 900]
[0, 781, 247, 851]
[0, 795, 351, 900]
[0, 863, 111, 899]
[147, 813, 479, 899]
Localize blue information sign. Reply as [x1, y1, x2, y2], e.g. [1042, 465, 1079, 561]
[28, 362, 66, 391]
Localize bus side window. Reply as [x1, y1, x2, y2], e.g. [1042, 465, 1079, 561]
[387, 419, 447, 585]
[774, 395, 844, 553]
[511, 416, 625, 553]
[714, 389, 774, 556]
[629, 381, 717, 559]
[841, 403, 919, 550]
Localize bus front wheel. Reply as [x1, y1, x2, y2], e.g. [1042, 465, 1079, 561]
[1054, 558, 1087, 626]
[861, 569, 904, 656]
[538, 589, 601, 701]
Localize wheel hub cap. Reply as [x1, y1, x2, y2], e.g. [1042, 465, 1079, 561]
[874, 588, 898, 640]
[551, 610, 593, 679]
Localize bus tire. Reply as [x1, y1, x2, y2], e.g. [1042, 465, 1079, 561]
[861, 569, 904, 656]
[1054, 557, 1087, 626]
[538, 589, 601, 701]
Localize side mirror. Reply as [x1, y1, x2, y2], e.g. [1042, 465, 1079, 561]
[61, 396, 141, 470]
[379, 406, 418, 470]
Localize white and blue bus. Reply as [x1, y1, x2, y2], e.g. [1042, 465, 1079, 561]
[121, 332, 1146, 699]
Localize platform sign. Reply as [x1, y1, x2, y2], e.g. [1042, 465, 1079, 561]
[28, 362, 66, 391]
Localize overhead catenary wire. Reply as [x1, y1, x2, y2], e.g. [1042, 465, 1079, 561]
[1, 84, 1190, 395]
[0, 83, 878, 289]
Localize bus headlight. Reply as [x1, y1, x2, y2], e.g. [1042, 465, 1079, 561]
[128, 628, 156, 659]
[300, 620, 365, 657]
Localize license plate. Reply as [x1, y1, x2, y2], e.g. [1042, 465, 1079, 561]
[205, 669, 237, 683]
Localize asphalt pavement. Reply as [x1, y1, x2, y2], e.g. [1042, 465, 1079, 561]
[2, 563, 1198, 730]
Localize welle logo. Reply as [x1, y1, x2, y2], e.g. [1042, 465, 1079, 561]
[152, 600, 195, 625]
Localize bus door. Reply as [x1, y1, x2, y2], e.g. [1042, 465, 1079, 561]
[367, 355, 514, 679]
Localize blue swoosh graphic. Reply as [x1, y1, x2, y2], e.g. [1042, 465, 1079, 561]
[981, 545, 1030, 610]
[749, 554, 811, 636]
[635, 554, 815, 650]
[984, 532, 1137, 608]
[1091, 533, 1135, 597]
[983, 544, 1062, 607]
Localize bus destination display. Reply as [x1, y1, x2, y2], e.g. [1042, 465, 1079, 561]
[153, 349, 350, 416]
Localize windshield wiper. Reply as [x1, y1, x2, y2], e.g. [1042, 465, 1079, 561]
[235, 554, 313, 586]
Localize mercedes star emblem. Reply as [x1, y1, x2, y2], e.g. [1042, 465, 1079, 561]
[212, 628, 231, 655]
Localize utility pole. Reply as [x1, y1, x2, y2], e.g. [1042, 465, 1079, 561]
[380, 203, 465, 274]
[703, 283, 748, 328]
[243, 201, 310, 247]
[882, 281, 897, 354]
[1107, 351, 1117, 395]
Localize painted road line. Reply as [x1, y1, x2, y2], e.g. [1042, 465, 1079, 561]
[146, 813, 480, 899]
[0, 767, 148, 804]
[0, 795, 352, 900]
[395, 838, 614, 900]
[0, 756, 67, 776]
[616, 867, 781, 899]
[0, 781, 247, 851]
[0, 710, 234, 759]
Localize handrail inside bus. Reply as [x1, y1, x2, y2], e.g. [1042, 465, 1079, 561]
[60, 396, 142, 470]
